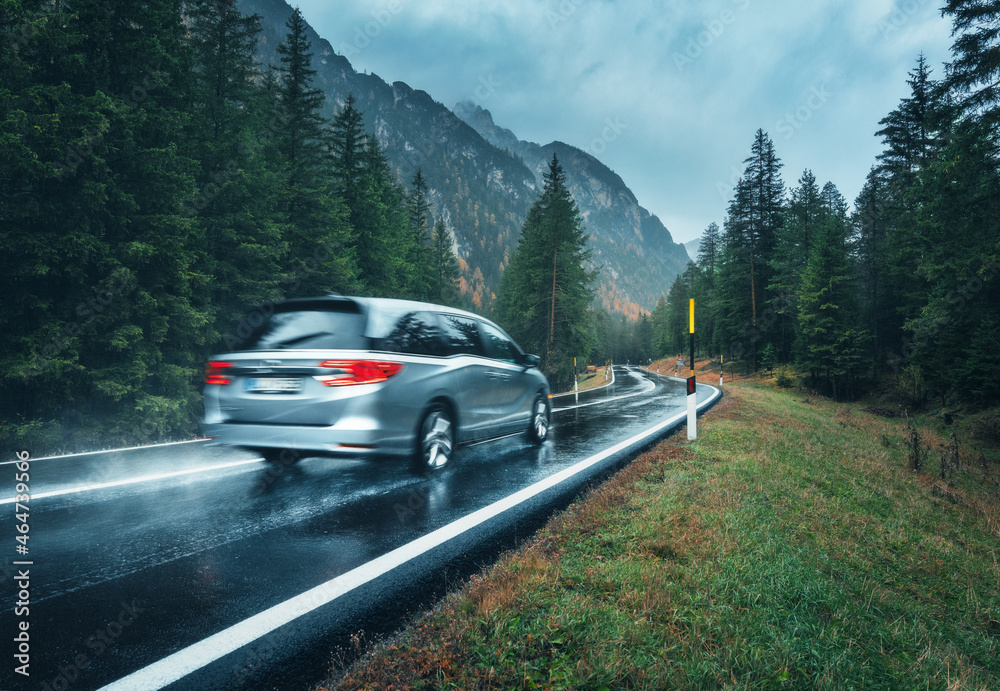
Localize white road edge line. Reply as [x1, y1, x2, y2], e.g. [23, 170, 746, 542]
[552, 375, 655, 411]
[0, 438, 208, 465]
[97, 383, 721, 691]
[0, 458, 265, 505]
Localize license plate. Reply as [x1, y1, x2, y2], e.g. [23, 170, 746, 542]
[244, 377, 303, 394]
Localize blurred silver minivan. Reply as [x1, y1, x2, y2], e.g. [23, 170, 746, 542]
[201, 295, 551, 471]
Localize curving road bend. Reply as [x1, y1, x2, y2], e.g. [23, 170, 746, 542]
[2, 367, 719, 691]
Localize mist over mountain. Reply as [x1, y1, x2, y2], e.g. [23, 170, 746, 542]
[684, 239, 701, 262]
[240, 0, 688, 314]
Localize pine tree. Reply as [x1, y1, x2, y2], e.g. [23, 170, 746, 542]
[407, 168, 431, 243]
[768, 170, 823, 362]
[714, 130, 784, 369]
[350, 137, 413, 296]
[714, 177, 754, 361]
[185, 0, 287, 323]
[696, 222, 721, 278]
[942, 0, 1000, 129]
[693, 222, 720, 357]
[495, 154, 596, 387]
[405, 168, 434, 300]
[876, 54, 940, 204]
[874, 55, 948, 376]
[902, 118, 1000, 401]
[796, 210, 865, 400]
[329, 93, 368, 209]
[665, 264, 696, 355]
[275, 8, 356, 296]
[429, 218, 460, 306]
[652, 294, 670, 358]
[852, 168, 893, 383]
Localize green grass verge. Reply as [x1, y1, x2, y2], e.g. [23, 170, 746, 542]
[318, 381, 1000, 690]
[554, 368, 613, 396]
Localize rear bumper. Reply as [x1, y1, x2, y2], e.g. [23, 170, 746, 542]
[200, 420, 409, 457]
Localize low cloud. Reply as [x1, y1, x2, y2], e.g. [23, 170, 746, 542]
[296, 0, 954, 243]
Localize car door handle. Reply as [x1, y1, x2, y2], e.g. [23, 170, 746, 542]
[486, 372, 511, 380]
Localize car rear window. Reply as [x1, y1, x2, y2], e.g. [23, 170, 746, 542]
[236, 304, 368, 351]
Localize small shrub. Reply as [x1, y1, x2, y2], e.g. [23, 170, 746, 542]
[905, 415, 926, 472]
[760, 343, 777, 374]
[897, 365, 927, 408]
[972, 409, 1000, 447]
[940, 432, 960, 483]
[773, 367, 795, 388]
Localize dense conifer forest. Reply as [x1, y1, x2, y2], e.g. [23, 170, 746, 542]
[0, 1, 461, 453]
[649, 5, 1000, 405]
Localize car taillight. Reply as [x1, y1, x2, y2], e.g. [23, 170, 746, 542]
[318, 360, 404, 386]
[204, 361, 234, 385]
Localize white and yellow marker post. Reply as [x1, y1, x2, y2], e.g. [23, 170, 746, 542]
[687, 299, 697, 441]
[573, 357, 579, 404]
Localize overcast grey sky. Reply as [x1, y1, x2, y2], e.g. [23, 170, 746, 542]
[293, 0, 955, 245]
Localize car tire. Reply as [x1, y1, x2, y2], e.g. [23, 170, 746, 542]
[527, 394, 550, 444]
[415, 403, 454, 472]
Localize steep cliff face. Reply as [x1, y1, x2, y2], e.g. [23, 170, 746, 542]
[239, 0, 687, 314]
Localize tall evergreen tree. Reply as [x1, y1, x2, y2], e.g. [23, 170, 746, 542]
[185, 0, 286, 323]
[329, 93, 368, 209]
[664, 263, 696, 355]
[902, 118, 1000, 402]
[695, 222, 721, 278]
[744, 129, 785, 341]
[275, 8, 355, 296]
[876, 54, 938, 188]
[852, 168, 893, 383]
[407, 168, 431, 242]
[350, 138, 414, 296]
[428, 218, 460, 306]
[715, 130, 784, 368]
[875, 56, 948, 374]
[714, 177, 754, 361]
[768, 169, 823, 362]
[796, 210, 866, 400]
[652, 294, 670, 358]
[405, 168, 434, 300]
[693, 222, 721, 357]
[495, 154, 596, 387]
[941, 0, 1000, 129]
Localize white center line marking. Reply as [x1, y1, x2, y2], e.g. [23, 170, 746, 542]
[0, 438, 209, 465]
[0, 458, 265, 505]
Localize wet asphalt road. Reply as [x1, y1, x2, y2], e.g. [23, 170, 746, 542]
[2, 367, 719, 691]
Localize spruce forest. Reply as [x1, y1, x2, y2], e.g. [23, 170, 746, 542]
[0, 2, 464, 453]
[651, 5, 1000, 405]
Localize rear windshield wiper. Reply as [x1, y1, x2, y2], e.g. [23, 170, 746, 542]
[272, 332, 328, 349]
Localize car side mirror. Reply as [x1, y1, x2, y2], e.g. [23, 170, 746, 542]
[523, 354, 541, 369]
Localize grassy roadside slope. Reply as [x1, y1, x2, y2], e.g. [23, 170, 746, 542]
[318, 380, 1000, 690]
[553, 367, 613, 396]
